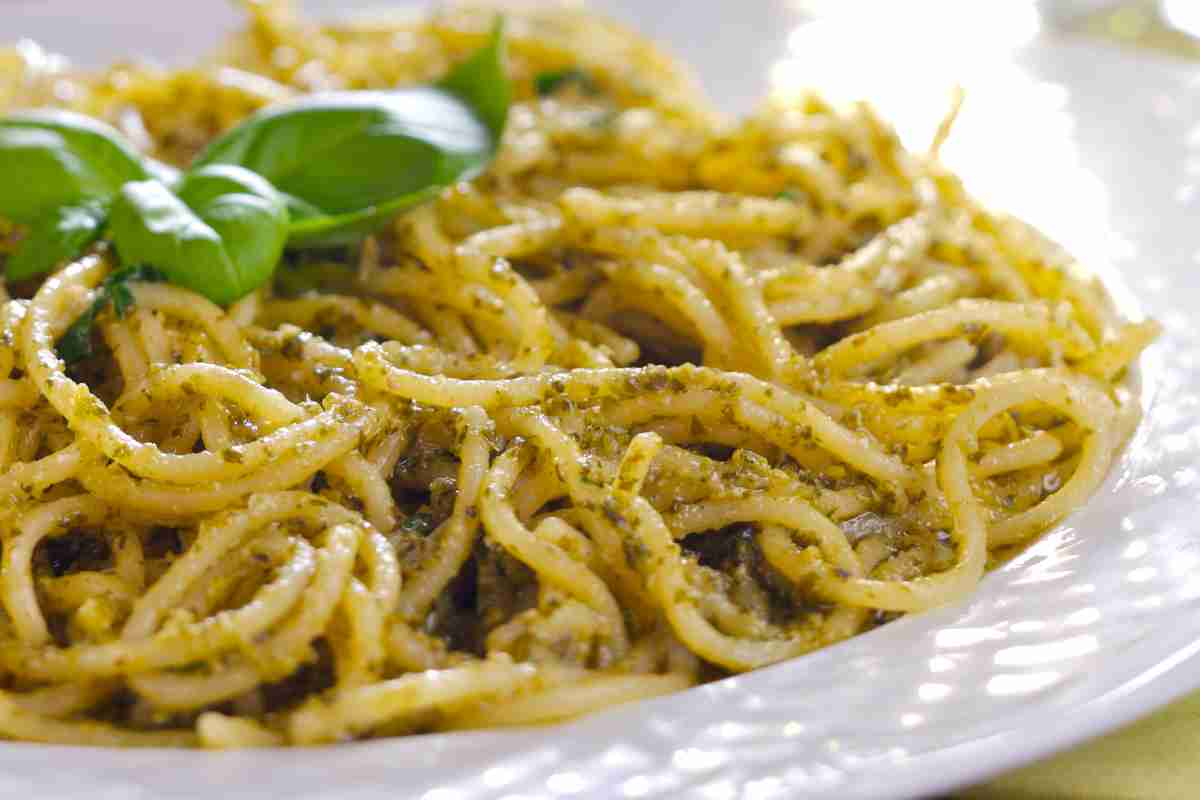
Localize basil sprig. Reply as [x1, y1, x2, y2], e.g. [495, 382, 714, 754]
[194, 19, 509, 247]
[0, 18, 510, 314]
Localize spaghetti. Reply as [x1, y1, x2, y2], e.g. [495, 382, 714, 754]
[0, 1, 1157, 747]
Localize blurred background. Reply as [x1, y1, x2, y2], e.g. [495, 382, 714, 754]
[1, 1, 1198, 96]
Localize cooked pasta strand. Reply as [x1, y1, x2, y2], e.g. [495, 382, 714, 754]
[0, 0, 1153, 747]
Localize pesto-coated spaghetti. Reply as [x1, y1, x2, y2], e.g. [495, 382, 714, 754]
[0, 1, 1157, 747]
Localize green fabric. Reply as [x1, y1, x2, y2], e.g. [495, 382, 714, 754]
[959, 691, 1200, 799]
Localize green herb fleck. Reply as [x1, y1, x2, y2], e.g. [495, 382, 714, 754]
[534, 67, 599, 97]
[400, 511, 436, 536]
[57, 265, 164, 364]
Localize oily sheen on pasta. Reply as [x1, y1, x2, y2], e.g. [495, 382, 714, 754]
[0, 1, 1157, 748]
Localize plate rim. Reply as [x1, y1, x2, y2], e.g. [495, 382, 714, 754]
[0, 8, 1197, 800]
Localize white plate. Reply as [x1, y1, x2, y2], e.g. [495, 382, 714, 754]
[4, 2, 1200, 798]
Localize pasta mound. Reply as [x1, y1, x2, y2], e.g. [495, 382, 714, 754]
[0, 1, 1156, 747]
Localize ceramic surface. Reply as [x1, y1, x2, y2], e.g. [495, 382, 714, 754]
[1, 2, 1198, 798]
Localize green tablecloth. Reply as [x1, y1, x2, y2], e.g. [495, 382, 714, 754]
[960, 690, 1200, 799]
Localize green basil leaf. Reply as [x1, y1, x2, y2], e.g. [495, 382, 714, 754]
[109, 166, 288, 306]
[57, 265, 164, 364]
[438, 18, 510, 140]
[5, 199, 107, 281]
[177, 167, 290, 299]
[194, 90, 489, 248]
[192, 18, 509, 248]
[533, 67, 598, 97]
[0, 109, 148, 225]
[108, 180, 230, 300]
